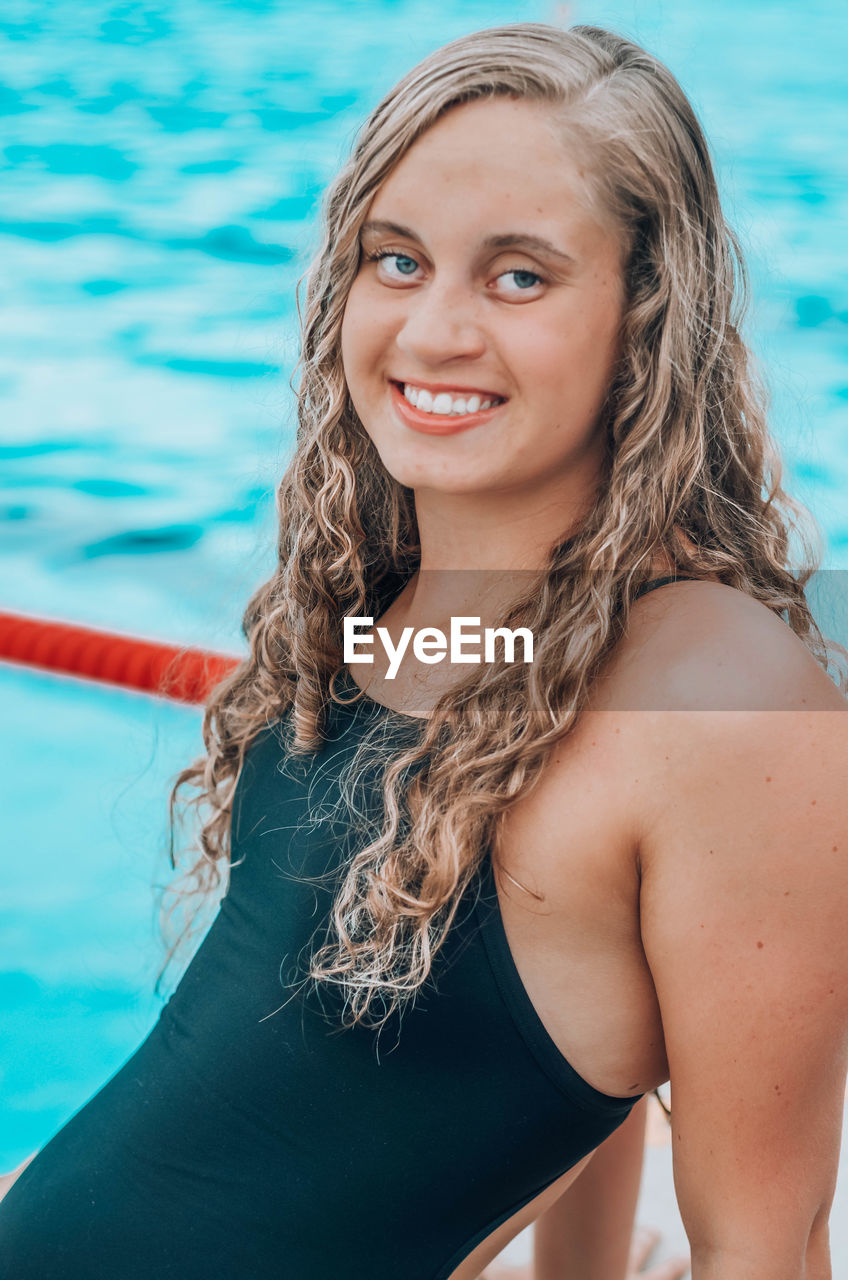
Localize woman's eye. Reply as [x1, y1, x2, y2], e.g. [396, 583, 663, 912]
[368, 251, 421, 280]
[497, 268, 544, 295]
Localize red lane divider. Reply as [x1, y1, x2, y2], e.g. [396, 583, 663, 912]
[0, 610, 241, 704]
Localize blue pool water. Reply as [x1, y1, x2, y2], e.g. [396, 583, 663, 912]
[1, 0, 847, 1173]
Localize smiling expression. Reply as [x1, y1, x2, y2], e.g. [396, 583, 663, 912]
[340, 96, 627, 504]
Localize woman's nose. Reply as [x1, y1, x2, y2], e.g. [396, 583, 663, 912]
[394, 280, 487, 366]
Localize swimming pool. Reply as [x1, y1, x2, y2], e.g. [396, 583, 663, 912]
[1, 0, 846, 1195]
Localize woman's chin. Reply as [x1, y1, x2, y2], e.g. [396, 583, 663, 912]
[382, 459, 505, 497]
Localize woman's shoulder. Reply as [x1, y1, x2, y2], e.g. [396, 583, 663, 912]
[591, 577, 847, 714]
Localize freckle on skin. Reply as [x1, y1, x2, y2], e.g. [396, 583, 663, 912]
[811, 799, 816, 805]
[757, 941, 764, 949]
[784, 891, 790, 896]
[765, 776, 771, 782]
[833, 846, 839, 852]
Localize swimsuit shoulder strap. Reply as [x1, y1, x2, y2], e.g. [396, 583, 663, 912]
[633, 575, 700, 600]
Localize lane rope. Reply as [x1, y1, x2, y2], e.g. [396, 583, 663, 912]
[0, 610, 240, 704]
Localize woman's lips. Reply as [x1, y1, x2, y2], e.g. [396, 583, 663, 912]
[388, 380, 505, 435]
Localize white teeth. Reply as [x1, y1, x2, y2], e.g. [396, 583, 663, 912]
[401, 384, 501, 416]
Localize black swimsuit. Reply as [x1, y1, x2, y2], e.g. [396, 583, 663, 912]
[0, 576, 692, 1279]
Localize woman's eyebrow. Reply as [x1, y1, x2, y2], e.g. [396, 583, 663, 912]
[359, 221, 575, 266]
[482, 232, 575, 267]
[360, 219, 421, 243]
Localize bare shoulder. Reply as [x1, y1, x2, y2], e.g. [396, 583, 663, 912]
[546, 580, 846, 880]
[572, 579, 848, 928]
[580, 579, 848, 887]
[590, 578, 847, 712]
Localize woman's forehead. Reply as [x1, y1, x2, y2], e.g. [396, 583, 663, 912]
[367, 99, 615, 259]
[381, 97, 584, 186]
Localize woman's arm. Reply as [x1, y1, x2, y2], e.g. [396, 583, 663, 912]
[632, 592, 848, 1277]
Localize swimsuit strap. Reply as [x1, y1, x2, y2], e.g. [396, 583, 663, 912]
[633, 574, 700, 599]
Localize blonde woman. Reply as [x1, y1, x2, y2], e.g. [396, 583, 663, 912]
[1, 23, 846, 1280]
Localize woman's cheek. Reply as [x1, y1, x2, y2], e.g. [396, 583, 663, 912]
[344, 296, 394, 389]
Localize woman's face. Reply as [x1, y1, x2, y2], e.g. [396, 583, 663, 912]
[340, 96, 626, 501]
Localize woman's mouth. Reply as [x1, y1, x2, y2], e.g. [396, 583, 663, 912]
[389, 380, 507, 435]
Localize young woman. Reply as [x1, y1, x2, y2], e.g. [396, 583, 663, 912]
[1, 22, 846, 1280]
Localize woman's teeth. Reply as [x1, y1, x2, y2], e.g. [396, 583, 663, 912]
[402, 384, 501, 416]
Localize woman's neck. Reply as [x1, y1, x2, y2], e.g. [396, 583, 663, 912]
[412, 483, 589, 574]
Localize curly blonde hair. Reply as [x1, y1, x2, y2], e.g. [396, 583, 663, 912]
[162, 24, 844, 1058]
